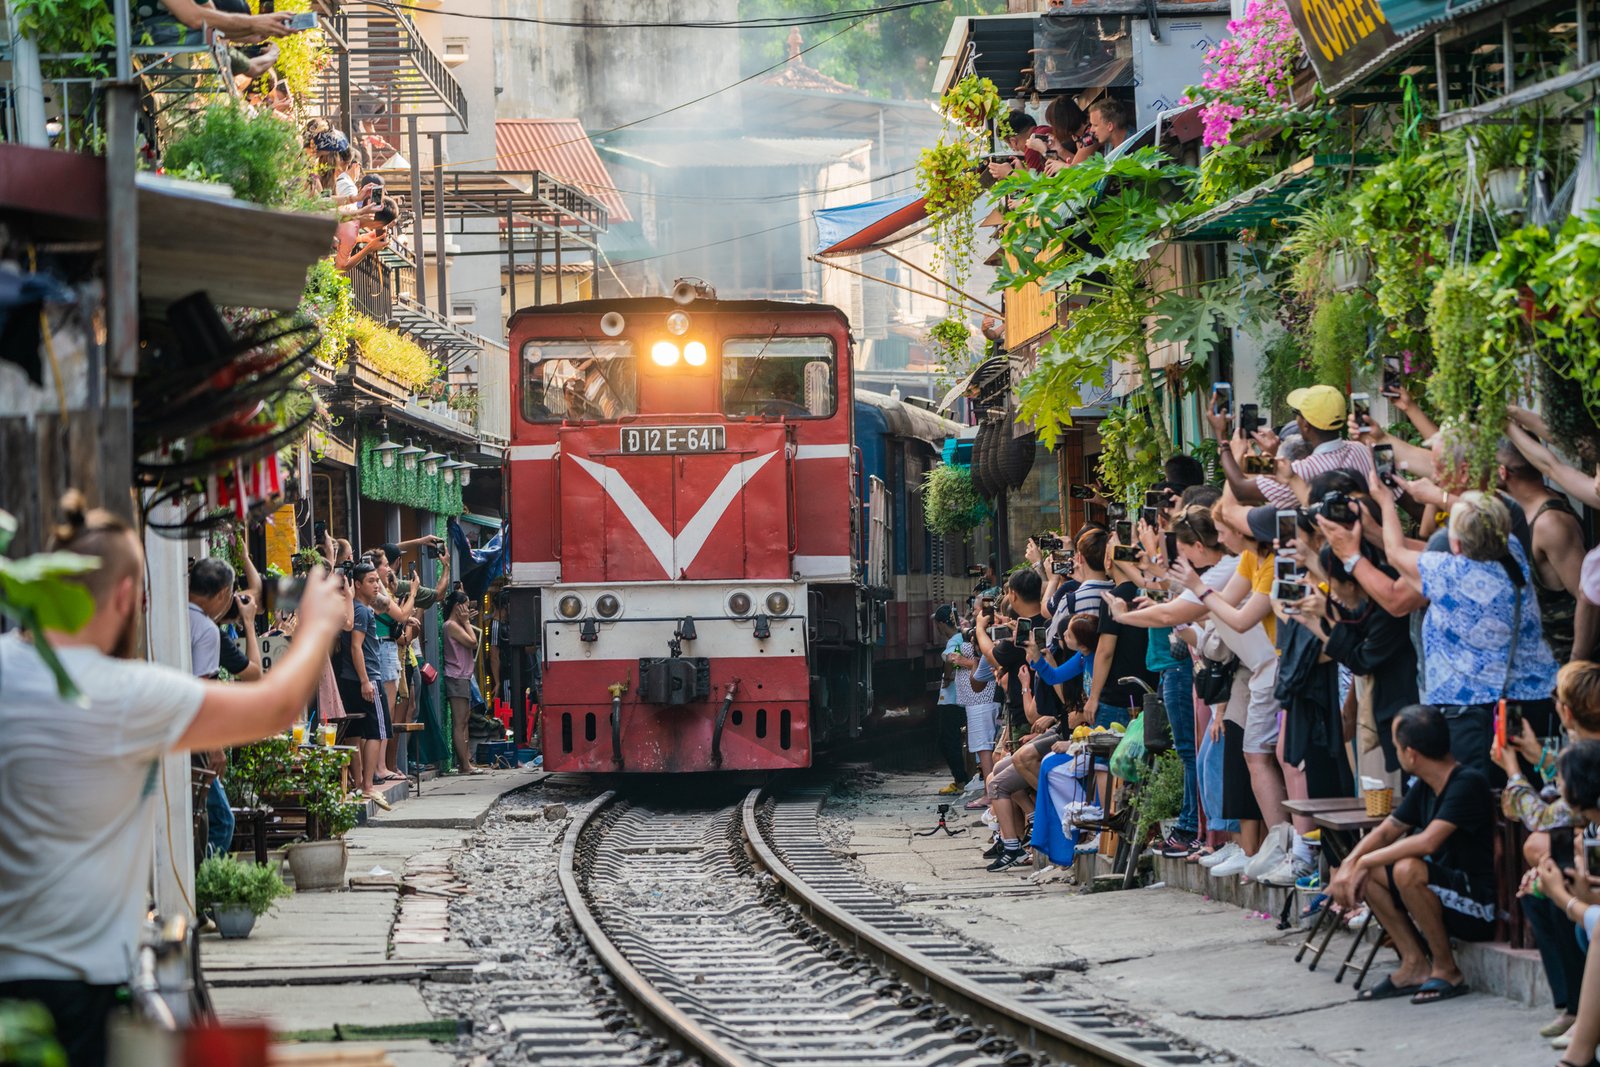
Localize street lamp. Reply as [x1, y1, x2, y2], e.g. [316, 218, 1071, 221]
[397, 439, 424, 472]
[372, 431, 402, 469]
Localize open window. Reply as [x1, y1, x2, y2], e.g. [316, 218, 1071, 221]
[520, 340, 637, 422]
[721, 337, 836, 418]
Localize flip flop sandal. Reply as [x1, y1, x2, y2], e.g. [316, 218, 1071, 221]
[1355, 976, 1422, 1002]
[1410, 978, 1469, 1004]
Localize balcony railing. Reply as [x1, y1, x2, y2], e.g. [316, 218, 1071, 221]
[312, 1, 467, 133]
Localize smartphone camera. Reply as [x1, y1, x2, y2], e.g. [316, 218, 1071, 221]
[1164, 532, 1179, 561]
[1144, 489, 1166, 511]
[1374, 444, 1397, 485]
[1273, 578, 1304, 604]
[1276, 509, 1299, 549]
[1239, 403, 1260, 434]
[1140, 506, 1160, 528]
[1052, 560, 1073, 576]
[1035, 532, 1064, 552]
[276, 576, 306, 613]
[1212, 382, 1232, 415]
[1106, 502, 1127, 522]
[1115, 520, 1134, 544]
[1351, 392, 1372, 433]
[1112, 544, 1140, 563]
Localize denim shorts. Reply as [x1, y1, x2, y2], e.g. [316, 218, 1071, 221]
[376, 639, 400, 683]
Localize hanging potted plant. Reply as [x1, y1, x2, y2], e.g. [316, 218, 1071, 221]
[1474, 123, 1532, 214]
[939, 75, 1005, 133]
[919, 462, 990, 535]
[1280, 200, 1368, 297]
[283, 745, 362, 890]
[195, 854, 291, 939]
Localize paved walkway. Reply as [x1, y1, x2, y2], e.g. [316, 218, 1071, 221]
[205, 767, 543, 1065]
[834, 769, 1560, 1067]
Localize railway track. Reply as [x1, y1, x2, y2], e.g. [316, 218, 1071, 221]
[560, 785, 1212, 1067]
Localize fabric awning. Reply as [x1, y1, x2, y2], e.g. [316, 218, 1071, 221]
[814, 193, 930, 257]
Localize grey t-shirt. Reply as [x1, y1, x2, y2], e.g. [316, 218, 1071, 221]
[188, 600, 220, 678]
[0, 636, 204, 983]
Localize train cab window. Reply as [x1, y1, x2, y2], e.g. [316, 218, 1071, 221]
[521, 341, 637, 422]
[721, 337, 836, 418]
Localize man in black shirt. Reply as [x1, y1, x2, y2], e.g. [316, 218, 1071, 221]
[1329, 704, 1495, 1004]
[981, 569, 1061, 730]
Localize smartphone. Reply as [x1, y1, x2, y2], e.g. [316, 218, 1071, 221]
[1164, 532, 1179, 561]
[1052, 561, 1073, 576]
[1106, 501, 1127, 522]
[1069, 484, 1095, 500]
[1115, 519, 1134, 544]
[1140, 507, 1160, 528]
[1243, 453, 1274, 474]
[1504, 700, 1525, 740]
[980, 596, 995, 613]
[1374, 443, 1396, 483]
[1144, 588, 1169, 603]
[1014, 618, 1033, 644]
[1239, 403, 1260, 434]
[1212, 382, 1232, 415]
[1144, 489, 1165, 511]
[1273, 578, 1304, 603]
[1276, 509, 1298, 550]
[988, 625, 1015, 643]
[1587, 843, 1600, 874]
[1351, 392, 1372, 433]
[275, 576, 305, 613]
[1112, 544, 1140, 563]
[285, 11, 319, 30]
[1087, 503, 1107, 526]
[1382, 357, 1402, 397]
[313, 519, 327, 541]
[1275, 556, 1301, 583]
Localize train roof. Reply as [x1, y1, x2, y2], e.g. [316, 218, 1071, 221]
[509, 296, 849, 322]
[854, 388, 963, 447]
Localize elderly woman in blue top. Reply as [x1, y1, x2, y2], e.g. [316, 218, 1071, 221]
[1370, 469, 1559, 779]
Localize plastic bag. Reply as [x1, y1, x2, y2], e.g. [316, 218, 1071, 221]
[1109, 715, 1147, 782]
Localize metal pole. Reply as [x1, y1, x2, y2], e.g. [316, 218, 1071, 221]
[506, 206, 517, 326]
[11, 25, 47, 146]
[106, 0, 138, 395]
[554, 234, 563, 305]
[534, 238, 543, 306]
[879, 249, 1003, 314]
[409, 116, 426, 306]
[432, 133, 448, 314]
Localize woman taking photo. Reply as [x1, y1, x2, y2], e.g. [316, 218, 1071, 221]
[442, 590, 483, 775]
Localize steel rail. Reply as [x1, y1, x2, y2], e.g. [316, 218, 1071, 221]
[557, 791, 760, 1067]
[740, 789, 1189, 1067]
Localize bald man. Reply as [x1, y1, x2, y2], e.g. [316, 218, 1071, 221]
[0, 495, 348, 1067]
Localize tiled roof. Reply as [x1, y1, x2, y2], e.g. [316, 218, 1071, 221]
[495, 119, 632, 222]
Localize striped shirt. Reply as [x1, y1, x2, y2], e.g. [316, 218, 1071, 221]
[1254, 439, 1375, 508]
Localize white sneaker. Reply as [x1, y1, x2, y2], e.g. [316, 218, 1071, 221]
[1258, 856, 1309, 887]
[1244, 824, 1291, 880]
[1210, 848, 1252, 877]
[1199, 842, 1243, 868]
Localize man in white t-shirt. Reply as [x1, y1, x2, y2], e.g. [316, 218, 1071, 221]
[0, 500, 347, 1067]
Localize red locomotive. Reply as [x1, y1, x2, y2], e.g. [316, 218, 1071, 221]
[502, 287, 963, 773]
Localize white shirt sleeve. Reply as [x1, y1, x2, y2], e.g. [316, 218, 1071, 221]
[105, 659, 207, 759]
[189, 613, 220, 678]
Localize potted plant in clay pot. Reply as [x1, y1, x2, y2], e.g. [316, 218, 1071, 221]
[195, 854, 291, 939]
[284, 744, 363, 890]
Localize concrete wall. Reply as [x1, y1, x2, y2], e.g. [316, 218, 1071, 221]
[494, 0, 742, 129]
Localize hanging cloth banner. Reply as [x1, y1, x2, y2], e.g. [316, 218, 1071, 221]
[1281, 0, 1400, 87]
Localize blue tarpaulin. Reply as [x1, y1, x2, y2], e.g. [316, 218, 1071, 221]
[813, 192, 928, 256]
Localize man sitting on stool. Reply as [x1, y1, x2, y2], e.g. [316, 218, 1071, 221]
[1329, 704, 1496, 1004]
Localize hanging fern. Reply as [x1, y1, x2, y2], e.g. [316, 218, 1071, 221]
[920, 463, 990, 536]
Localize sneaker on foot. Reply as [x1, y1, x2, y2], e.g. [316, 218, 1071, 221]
[1259, 856, 1311, 887]
[1199, 842, 1243, 869]
[981, 838, 1005, 859]
[938, 782, 963, 795]
[1210, 848, 1252, 877]
[1244, 828, 1289, 880]
[986, 848, 1028, 872]
[1295, 870, 1322, 892]
[1158, 832, 1198, 858]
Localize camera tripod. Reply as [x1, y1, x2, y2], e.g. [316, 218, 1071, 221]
[915, 803, 965, 837]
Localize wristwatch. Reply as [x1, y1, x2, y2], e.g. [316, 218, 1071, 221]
[1341, 553, 1363, 573]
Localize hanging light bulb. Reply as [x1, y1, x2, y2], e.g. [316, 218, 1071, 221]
[397, 439, 424, 472]
[458, 462, 473, 487]
[372, 430, 403, 469]
[420, 450, 445, 476]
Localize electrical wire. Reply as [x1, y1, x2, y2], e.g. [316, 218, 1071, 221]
[387, 0, 948, 30]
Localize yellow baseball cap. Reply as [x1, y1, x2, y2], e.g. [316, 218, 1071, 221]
[1286, 385, 1347, 431]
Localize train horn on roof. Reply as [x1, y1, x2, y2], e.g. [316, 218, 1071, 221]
[600, 311, 626, 337]
[671, 277, 715, 305]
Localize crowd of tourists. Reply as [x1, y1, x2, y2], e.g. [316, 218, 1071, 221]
[933, 380, 1600, 1053]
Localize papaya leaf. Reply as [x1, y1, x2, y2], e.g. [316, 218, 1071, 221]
[0, 551, 100, 632]
[0, 510, 14, 555]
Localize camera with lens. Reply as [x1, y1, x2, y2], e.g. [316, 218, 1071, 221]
[1319, 490, 1360, 526]
[1035, 532, 1063, 552]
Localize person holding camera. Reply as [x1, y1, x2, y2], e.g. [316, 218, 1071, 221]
[931, 606, 971, 795]
[1208, 384, 1376, 508]
[188, 555, 265, 858]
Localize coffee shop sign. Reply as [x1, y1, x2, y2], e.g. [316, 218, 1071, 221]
[1285, 0, 1400, 86]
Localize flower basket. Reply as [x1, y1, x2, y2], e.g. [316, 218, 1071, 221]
[1486, 167, 1526, 213]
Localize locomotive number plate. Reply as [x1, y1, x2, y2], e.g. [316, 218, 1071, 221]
[619, 425, 726, 455]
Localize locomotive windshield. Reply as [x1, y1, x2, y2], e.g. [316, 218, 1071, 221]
[721, 337, 836, 418]
[521, 341, 637, 422]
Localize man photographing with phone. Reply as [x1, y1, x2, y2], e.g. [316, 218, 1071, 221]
[1207, 384, 1377, 508]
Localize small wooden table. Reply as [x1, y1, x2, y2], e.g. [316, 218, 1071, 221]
[1284, 796, 1366, 818]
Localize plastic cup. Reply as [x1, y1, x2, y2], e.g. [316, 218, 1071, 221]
[322, 724, 338, 746]
[291, 723, 306, 746]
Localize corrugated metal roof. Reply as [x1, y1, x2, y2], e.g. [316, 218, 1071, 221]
[596, 135, 873, 170]
[495, 119, 632, 223]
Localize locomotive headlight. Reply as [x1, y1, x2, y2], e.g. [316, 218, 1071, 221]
[683, 340, 708, 366]
[727, 591, 753, 617]
[651, 340, 680, 366]
[556, 594, 584, 620]
[665, 311, 691, 336]
[595, 593, 622, 619]
[765, 591, 791, 616]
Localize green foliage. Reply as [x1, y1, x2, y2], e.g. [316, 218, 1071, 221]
[918, 76, 1005, 293]
[926, 317, 974, 375]
[297, 743, 363, 838]
[0, 512, 99, 702]
[302, 259, 356, 367]
[1257, 330, 1316, 424]
[225, 735, 299, 809]
[0, 1000, 66, 1067]
[10, 0, 114, 79]
[1425, 265, 1517, 480]
[1279, 197, 1360, 301]
[359, 436, 464, 516]
[162, 100, 312, 208]
[1095, 399, 1168, 508]
[1308, 291, 1374, 387]
[195, 854, 291, 917]
[919, 463, 990, 536]
[736, 0, 1006, 100]
[1128, 749, 1184, 845]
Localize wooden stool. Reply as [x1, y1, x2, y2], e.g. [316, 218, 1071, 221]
[229, 808, 271, 864]
[392, 722, 426, 796]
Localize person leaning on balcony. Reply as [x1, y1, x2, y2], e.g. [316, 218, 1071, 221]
[987, 111, 1046, 181]
[154, 0, 299, 39]
[334, 198, 397, 273]
[0, 492, 349, 1067]
[1087, 98, 1132, 154]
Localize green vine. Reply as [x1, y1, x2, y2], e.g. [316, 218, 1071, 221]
[1308, 291, 1374, 387]
[1257, 330, 1316, 425]
[1095, 399, 1167, 508]
[359, 436, 465, 515]
[302, 259, 356, 366]
[1425, 265, 1516, 480]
